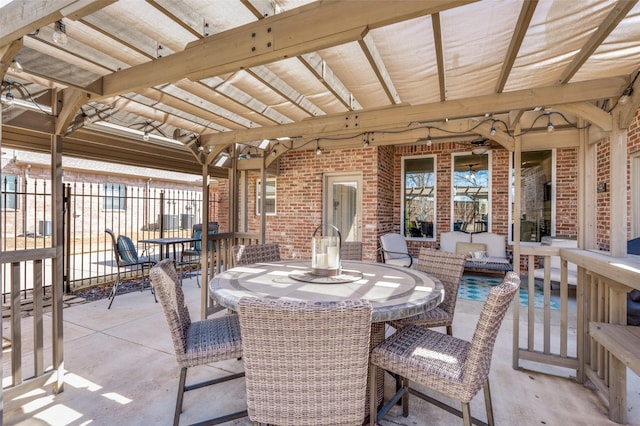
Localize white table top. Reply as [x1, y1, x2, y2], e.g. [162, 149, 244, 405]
[210, 260, 444, 323]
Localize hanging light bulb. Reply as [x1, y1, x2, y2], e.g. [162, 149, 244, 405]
[316, 142, 322, 156]
[53, 20, 68, 46]
[619, 87, 633, 104]
[2, 82, 14, 105]
[426, 128, 432, 147]
[546, 113, 554, 133]
[490, 123, 496, 136]
[143, 131, 150, 141]
[3, 91, 14, 105]
[9, 60, 23, 73]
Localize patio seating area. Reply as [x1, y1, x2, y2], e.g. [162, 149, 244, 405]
[4, 273, 639, 425]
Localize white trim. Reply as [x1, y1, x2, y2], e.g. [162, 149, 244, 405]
[401, 154, 437, 241]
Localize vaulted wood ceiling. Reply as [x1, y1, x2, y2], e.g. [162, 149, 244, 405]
[1, 0, 640, 176]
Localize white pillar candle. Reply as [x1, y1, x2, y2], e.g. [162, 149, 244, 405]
[327, 246, 339, 268]
[316, 253, 328, 268]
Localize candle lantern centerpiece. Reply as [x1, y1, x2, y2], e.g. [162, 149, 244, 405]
[311, 224, 341, 276]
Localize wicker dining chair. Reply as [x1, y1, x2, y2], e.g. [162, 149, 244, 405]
[389, 248, 466, 335]
[232, 243, 281, 266]
[149, 259, 247, 426]
[341, 241, 363, 261]
[237, 297, 372, 426]
[371, 272, 520, 426]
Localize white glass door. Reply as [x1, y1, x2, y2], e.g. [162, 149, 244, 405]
[324, 173, 362, 242]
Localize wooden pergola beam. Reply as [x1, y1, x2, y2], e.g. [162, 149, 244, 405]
[201, 75, 627, 147]
[88, 0, 476, 99]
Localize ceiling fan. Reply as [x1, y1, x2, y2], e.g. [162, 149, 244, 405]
[470, 138, 490, 155]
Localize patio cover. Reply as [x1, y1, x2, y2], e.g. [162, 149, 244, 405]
[0, 0, 639, 175]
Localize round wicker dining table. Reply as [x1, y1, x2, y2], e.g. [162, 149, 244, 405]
[210, 260, 444, 416]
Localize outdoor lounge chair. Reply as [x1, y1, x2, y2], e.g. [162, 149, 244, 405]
[232, 243, 281, 266]
[389, 248, 466, 335]
[371, 271, 519, 426]
[379, 233, 417, 268]
[149, 259, 247, 426]
[104, 228, 156, 309]
[237, 297, 372, 425]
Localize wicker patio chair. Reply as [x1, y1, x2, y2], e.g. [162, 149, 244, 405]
[149, 259, 246, 426]
[389, 248, 466, 335]
[104, 228, 156, 309]
[341, 241, 363, 261]
[370, 272, 520, 426]
[232, 243, 281, 266]
[237, 297, 372, 426]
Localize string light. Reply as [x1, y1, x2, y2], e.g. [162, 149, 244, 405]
[9, 60, 23, 73]
[53, 20, 68, 46]
[546, 113, 554, 133]
[316, 141, 322, 155]
[426, 128, 432, 147]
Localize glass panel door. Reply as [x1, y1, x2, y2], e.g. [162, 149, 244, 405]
[324, 174, 362, 242]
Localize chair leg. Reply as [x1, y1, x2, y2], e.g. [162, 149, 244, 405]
[369, 363, 377, 425]
[446, 325, 453, 336]
[174, 367, 187, 426]
[483, 380, 495, 426]
[461, 402, 472, 426]
[107, 269, 122, 309]
[401, 377, 409, 417]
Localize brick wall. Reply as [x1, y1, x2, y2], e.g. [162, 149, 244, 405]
[216, 137, 601, 261]
[596, 108, 640, 251]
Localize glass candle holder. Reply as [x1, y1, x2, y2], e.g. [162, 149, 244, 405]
[311, 224, 341, 276]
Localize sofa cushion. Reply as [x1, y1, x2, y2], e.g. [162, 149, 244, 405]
[456, 242, 487, 258]
[471, 232, 506, 258]
[440, 231, 471, 253]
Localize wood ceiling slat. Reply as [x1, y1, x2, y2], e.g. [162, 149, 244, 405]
[495, 0, 538, 94]
[299, 52, 362, 111]
[134, 88, 232, 132]
[95, 0, 474, 98]
[165, 80, 258, 128]
[80, 10, 173, 59]
[557, 0, 638, 85]
[431, 13, 446, 102]
[145, 0, 207, 38]
[199, 75, 294, 125]
[118, 93, 221, 134]
[359, 31, 401, 105]
[246, 65, 325, 117]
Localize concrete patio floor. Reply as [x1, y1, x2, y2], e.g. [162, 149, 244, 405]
[3, 274, 639, 426]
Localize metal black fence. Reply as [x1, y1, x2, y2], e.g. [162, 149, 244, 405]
[1, 177, 218, 300]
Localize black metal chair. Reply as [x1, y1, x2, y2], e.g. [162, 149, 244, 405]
[180, 222, 219, 287]
[104, 228, 156, 309]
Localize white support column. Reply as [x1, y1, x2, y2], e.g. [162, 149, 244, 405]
[578, 119, 597, 249]
[200, 162, 209, 320]
[512, 126, 521, 370]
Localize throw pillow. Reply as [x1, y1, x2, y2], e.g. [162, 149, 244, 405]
[456, 242, 487, 259]
[117, 235, 139, 265]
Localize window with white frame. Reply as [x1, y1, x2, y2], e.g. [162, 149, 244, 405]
[256, 178, 276, 216]
[510, 150, 554, 243]
[1, 174, 18, 210]
[452, 153, 489, 233]
[103, 183, 127, 210]
[402, 156, 436, 239]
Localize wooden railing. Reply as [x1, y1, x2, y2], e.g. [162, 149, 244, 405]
[0, 247, 63, 400]
[517, 246, 640, 423]
[201, 232, 260, 318]
[517, 245, 579, 371]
